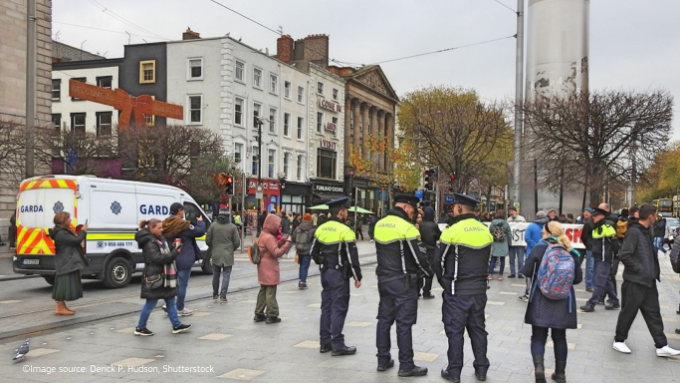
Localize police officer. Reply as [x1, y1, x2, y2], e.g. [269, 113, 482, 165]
[580, 204, 620, 312]
[435, 193, 493, 383]
[311, 197, 362, 356]
[374, 194, 432, 377]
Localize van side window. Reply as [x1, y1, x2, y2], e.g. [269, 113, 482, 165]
[183, 202, 209, 227]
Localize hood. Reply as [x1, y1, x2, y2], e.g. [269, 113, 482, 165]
[297, 221, 315, 231]
[534, 217, 549, 225]
[216, 214, 230, 224]
[135, 228, 155, 247]
[162, 216, 191, 238]
[424, 207, 435, 221]
[263, 214, 281, 235]
[48, 225, 66, 240]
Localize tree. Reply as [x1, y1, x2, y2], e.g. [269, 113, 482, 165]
[637, 141, 680, 203]
[184, 153, 234, 204]
[0, 120, 32, 187]
[34, 126, 118, 176]
[522, 89, 673, 207]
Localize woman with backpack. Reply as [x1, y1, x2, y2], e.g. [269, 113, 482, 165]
[521, 221, 583, 383]
[488, 210, 512, 281]
[291, 213, 316, 289]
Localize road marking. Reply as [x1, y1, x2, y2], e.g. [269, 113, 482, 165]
[308, 303, 321, 308]
[346, 321, 373, 327]
[294, 340, 319, 349]
[487, 301, 505, 306]
[499, 291, 517, 295]
[192, 312, 211, 317]
[218, 368, 265, 381]
[110, 357, 154, 367]
[115, 327, 135, 334]
[199, 333, 232, 341]
[414, 351, 439, 362]
[27, 348, 60, 357]
[0, 300, 23, 304]
[663, 317, 678, 323]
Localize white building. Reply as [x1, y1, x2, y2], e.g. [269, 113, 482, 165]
[51, 58, 123, 135]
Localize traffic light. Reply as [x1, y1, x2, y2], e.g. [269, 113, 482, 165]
[448, 172, 456, 193]
[225, 175, 234, 195]
[424, 167, 437, 191]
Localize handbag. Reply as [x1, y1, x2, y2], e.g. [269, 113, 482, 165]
[143, 273, 164, 291]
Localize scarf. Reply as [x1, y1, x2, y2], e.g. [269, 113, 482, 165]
[156, 238, 177, 288]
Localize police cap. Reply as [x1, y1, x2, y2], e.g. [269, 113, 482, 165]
[592, 207, 609, 217]
[326, 196, 350, 209]
[452, 193, 479, 208]
[394, 193, 420, 207]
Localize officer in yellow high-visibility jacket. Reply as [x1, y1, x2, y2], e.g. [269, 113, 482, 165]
[434, 193, 493, 383]
[374, 193, 432, 377]
[311, 196, 362, 356]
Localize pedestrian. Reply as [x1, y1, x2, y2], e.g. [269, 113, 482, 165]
[653, 214, 668, 255]
[368, 214, 377, 242]
[206, 208, 240, 302]
[558, 214, 567, 223]
[134, 219, 191, 336]
[373, 194, 431, 376]
[292, 213, 301, 233]
[9, 212, 16, 249]
[292, 213, 316, 289]
[254, 213, 293, 324]
[580, 203, 620, 312]
[488, 209, 512, 281]
[522, 220, 582, 383]
[162, 203, 206, 317]
[435, 193, 493, 382]
[312, 212, 319, 226]
[566, 213, 575, 224]
[613, 204, 680, 357]
[318, 212, 328, 226]
[258, 210, 268, 235]
[579, 208, 595, 292]
[280, 210, 291, 235]
[507, 207, 526, 279]
[49, 211, 88, 316]
[521, 211, 549, 301]
[311, 197, 363, 356]
[548, 210, 558, 221]
[419, 206, 441, 299]
[355, 214, 364, 240]
[234, 210, 242, 235]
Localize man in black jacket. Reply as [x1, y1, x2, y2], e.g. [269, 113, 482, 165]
[613, 204, 680, 357]
[580, 208, 595, 292]
[419, 207, 441, 299]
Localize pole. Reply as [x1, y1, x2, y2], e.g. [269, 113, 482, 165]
[353, 186, 359, 235]
[25, 0, 36, 178]
[241, 172, 246, 251]
[558, 167, 564, 214]
[256, 119, 263, 237]
[534, 158, 538, 213]
[511, 0, 524, 210]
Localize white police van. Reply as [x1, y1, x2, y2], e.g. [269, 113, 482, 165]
[13, 175, 212, 288]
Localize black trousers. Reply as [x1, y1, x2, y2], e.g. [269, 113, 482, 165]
[421, 250, 435, 295]
[376, 277, 418, 370]
[442, 292, 489, 377]
[320, 268, 350, 350]
[588, 258, 618, 306]
[615, 281, 667, 348]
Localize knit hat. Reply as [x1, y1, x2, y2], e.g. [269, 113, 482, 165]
[535, 210, 547, 219]
[303, 213, 313, 222]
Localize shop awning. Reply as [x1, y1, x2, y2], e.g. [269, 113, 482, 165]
[313, 193, 345, 203]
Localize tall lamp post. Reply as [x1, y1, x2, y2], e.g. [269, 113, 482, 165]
[255, 118, 263, 236]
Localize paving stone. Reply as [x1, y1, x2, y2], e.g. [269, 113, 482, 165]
[114, 327, 136, 334]
[26, 348, 60, 357]
[109, 357, 155, 367]
[198, 333, 232, 341]
[499, 291, 517, 295]
[487, 301, 505, 306]
[307, 303, 321, 308]
[413, 350, 439, 362]
[345, 321, 373, 328]
[0, 300, 22, 304]
[293, 340, 319, 349]
[218, 368, 265, 380]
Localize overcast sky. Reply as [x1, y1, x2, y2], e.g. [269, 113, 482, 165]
[53, 0, 680, 137]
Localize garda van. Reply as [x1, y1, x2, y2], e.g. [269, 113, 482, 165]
[13, 175, 212, 288]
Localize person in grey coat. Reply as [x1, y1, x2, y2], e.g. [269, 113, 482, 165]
[488, 210, 512, 281]
[206, 209, 241, 302]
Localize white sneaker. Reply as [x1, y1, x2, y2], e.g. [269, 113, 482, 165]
[657, 345, 680, 357]
[613, 341, 632, 354]
[177, 308, 193, 317]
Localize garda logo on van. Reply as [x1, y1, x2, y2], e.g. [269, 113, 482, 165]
[20, 205, 44, 213]
[140, 204, 170, 216]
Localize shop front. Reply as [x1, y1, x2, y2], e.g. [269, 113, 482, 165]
[246, 178, 281, 213]
[311, 179, 346, 206]
[280, 181, 312, 214]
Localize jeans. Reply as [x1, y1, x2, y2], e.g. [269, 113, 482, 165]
[654, 237, 667, 254]
[508, 247, 525, 276]
[585, 250, 594, 290]
[176, 269, 191, 311]
[298, 254, 311, 283]
[488, 256, 505, 275]
[138, 297, 181, 329]
[531, 326, 567, 361]
[212, 265, 233, 298]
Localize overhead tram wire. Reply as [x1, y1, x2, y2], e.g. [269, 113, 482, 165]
[87, 0, 171, 41]
[491, 0, 517, 14]
[52, 21, 164, 41]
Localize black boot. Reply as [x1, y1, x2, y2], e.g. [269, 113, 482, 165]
[551, 360, 566, 383]
[532, 356, 546, 383]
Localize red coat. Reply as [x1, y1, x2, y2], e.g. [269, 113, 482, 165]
[257, 214, 292, 285]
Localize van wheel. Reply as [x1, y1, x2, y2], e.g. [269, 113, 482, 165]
[201, 261, 213, 275]
[103, 256, 132, 288]
[43, 275, 55, 286]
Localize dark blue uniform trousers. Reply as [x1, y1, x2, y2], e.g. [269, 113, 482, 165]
[320, 268, 350, 350]
[442, 291, 490, 377]
[376, 277, 418, 370]
[587, 258, 618, 306]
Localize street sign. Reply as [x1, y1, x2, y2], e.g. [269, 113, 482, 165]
[256, 184, 264, 199]
[415, 190, 424, 199]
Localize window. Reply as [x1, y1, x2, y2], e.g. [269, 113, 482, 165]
[350, 109, 354, 128]
[70, 113, 86, 134]
[71, 77, 85, 101]
[316, 112, 323, 133]
[139, 60, 156, 84]
[297, 155, 303, 181]
[188, 58, 202, 79]
[332, 88, 339, 101]
[96, 112, 112, 137]
[188, 95, 202, 124]
[234, 143, 243, 164]
[253, 103, 261, 127]
[270, 75, 278, 94]
[235, 61, 245, 82]
[359, 114, 363, 131]
[284, 81, 291, 99]
[317, 149, 336, 179]
[251, 145, 259, 175]
[51, 114, 61, 131]
[96, 76, 112, 89]
[268, 149, 276, 178]
[52, 79, 61, 101]
[317, 82, 324, 95]
[283, 152, 290, 177]
[332, 117, 338, 137]
[283, 113, 290, 137]
[297, 117, 304, 140]
[297, 86, 304, 103]
[269, 108, 276, 134]
[144, 95, 155, 126]
[234, 97, 244, 126]
[253, 68, 262, 88]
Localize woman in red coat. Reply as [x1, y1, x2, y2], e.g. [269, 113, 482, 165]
[254, 214, 293, 324]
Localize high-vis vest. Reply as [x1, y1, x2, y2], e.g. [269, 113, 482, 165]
[439, 217, 493, 295]
[312, 218, 361, 281]
[373, 210, 429, 278]
[592, 222, 617, 262]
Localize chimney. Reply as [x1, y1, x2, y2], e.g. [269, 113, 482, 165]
[303, 34, 329, 67]
[182, 27, 201, 40]
[276, 34, 294, 63]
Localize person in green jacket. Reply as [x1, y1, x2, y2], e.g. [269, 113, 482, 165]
[207, 209, 241, 302]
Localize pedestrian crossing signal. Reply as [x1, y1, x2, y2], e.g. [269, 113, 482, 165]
[225, 175, 234, 195]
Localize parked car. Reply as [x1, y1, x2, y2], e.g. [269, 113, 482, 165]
[666, 217, 679, 244]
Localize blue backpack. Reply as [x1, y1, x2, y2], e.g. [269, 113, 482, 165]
[535, 242, 575, 300]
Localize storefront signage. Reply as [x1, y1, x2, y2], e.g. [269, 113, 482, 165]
[319, 140, 337, 150]
[319, 99, 342, 113]
[314, 184, 344, 194]
[325, 122, 337, 133]
[247, 178, 280, 195]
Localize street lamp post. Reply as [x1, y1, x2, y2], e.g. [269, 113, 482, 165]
[255, 118, 263, 237]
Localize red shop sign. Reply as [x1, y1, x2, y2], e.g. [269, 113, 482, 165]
[247, 178, 280, 195]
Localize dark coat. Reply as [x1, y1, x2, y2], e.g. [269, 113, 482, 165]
[281, 216, 291, 234]
[162, 218, 206, 271]
[581, 219, 594, 249]
[521, 238, 583, 330]
[206, 215, 240, 267]
[618, 222, 659, 288]
[135, 229, 179, 300]
[49, 226, 88, 276]
[418, 207, 441, 251]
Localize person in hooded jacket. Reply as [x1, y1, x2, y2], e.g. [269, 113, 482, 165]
[206, 209, 240, 302]
[292, 213, 316, 289]
[49, 211, 88, 316]
[419, 207, 441, 299]
[488, 209, 512, 281]
[254, 214, 293, 324]
[162, 203, 206, 316]
[134, 219, 191, 336]
[520, 211, 549, 301]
